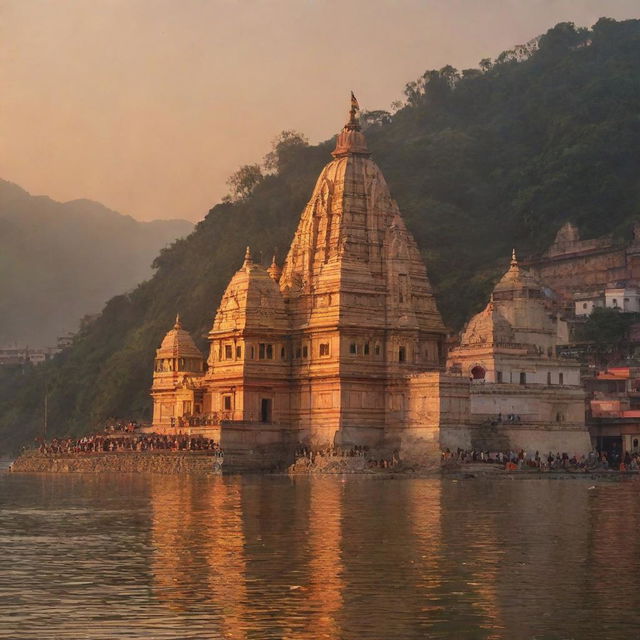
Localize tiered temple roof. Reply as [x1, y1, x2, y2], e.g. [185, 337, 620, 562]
[212, 247, 288, 334]
[156, 315, 204, 360]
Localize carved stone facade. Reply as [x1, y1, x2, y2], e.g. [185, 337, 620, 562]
[150, 100, 460, 453]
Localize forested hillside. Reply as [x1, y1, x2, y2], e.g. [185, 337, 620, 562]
[1, 18, 639, 453]
[0, 180, 193, 344]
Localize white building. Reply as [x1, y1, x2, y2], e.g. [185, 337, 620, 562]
[604, 287, 640, 313]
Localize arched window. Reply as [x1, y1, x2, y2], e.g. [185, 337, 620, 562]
[471, 366, 485, 380]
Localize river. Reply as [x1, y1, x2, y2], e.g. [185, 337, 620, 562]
[1, 471, 639, 639]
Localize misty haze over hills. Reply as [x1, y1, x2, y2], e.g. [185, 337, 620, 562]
[0, 179, 193, 345]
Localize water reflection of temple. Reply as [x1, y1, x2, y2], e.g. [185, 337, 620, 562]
[148, 476, 640, 638]
[150, 475, 248, 639]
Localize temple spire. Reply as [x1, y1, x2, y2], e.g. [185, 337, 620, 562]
[243, 246, 253, 268]
[174, 313, 182, 330]
[511, 248, 518, 268]
[332, 92, 369, 158]
[346, 91, 360, 131]
[267, 253, 282, 281]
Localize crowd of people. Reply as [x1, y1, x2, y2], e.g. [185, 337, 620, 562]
[295, 445, 400, 469]
[170, 415, 219, 428]
[442, 447, 640, 471]
[37, 433, 223, 456]
[104, 421, 140, 433]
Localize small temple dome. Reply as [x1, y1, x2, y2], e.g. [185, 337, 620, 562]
[492, 249, 542, 298]
[212, 248, 288, 332]
[460, 303, 515, 347]
[156, 314, 204, 360]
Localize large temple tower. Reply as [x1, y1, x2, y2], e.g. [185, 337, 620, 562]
[278, 95, 446, 445]
[150, 96, 459, 453]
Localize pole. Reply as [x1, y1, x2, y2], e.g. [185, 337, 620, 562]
[43, 381, 48, 441]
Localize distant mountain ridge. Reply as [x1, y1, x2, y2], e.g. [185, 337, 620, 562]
[0, 179, 192, 345]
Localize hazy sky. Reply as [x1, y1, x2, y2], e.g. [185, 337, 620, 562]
[1, 1, 638, 222]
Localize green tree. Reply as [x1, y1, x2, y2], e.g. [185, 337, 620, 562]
[226, 164, 263, 201]
[574, 307, 634, 366]
[264, 130, 308, 174]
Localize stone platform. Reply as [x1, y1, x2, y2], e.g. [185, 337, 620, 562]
[10, 451, 223, 474]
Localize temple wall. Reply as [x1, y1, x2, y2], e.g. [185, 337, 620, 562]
[218, 423, 297, 472]
[527, 245, 628, 297]
[397, 372, 471, 453]
[465, 384, 590, 453]
[469, 384, 585, 424]
[290, 378, 342, 446]
[497, 426, 592, 455]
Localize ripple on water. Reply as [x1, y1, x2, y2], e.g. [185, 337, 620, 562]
[0, 473, 639, 639]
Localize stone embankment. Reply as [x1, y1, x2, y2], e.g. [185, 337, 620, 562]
[10, 451, 222, 474]
[287, 453, 441, 475]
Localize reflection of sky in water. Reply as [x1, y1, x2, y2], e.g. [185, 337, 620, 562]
[1, 473, 639, 639]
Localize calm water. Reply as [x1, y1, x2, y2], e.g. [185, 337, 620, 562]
[1, 471, 639, 640]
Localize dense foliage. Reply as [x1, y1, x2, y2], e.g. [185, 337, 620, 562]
[2, 18, 639, 453]
[574, 307, 639, 366]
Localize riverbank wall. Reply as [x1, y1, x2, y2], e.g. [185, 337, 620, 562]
[10, 451, 223, 474]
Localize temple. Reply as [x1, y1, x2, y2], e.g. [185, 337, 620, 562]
[446, 250, 591, 453]
[149, 96, 591, 461]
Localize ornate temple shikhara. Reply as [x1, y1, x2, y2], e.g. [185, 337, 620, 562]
[151, 97, 467, 454]
[150, 97, 592, 457]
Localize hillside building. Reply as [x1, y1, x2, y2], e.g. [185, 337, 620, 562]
[585, 367, 640, 458]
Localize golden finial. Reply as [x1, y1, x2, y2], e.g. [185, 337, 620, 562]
[332, 92, 369, 157]
[347, 91, 360, 130]
[174, 313, 182, 330]
[243, 246, 253, 267]
[511, 248, 518, 267]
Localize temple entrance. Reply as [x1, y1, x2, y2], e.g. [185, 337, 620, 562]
[261, 398, 272, 424]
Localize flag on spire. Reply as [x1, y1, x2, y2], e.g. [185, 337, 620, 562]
[351, 91, 359, 111]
